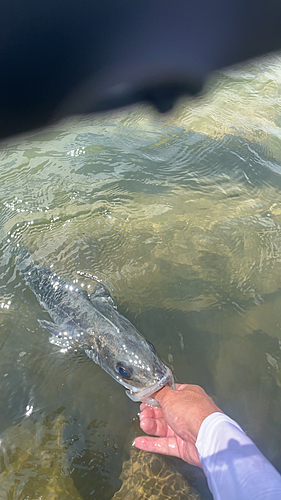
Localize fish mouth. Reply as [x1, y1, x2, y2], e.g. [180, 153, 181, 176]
[125, 367, 175, 406]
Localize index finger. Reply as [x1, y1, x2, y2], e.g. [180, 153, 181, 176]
[139, 405, 164, 420]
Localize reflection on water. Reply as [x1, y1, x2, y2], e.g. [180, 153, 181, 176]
[1, 54, 281, 499]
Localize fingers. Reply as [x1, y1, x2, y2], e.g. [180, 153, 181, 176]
[133, 436, 179, 458]
[139, 404, 164, 418]
[138, 403, 175, 437]
[139, 415, 171, 436]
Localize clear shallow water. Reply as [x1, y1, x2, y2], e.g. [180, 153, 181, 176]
[1, 54, 281, 499]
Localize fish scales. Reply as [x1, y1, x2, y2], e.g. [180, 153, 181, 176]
[18, 250, 174, 405]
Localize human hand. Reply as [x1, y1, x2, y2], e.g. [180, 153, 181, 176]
[134, 384, 223, 468]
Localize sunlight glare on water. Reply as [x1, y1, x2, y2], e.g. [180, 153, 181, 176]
[1, 54, 281, 499]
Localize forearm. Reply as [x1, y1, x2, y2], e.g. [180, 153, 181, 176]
[196, 413, 281, 500]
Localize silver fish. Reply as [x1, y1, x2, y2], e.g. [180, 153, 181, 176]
[18, 250, 174, 405]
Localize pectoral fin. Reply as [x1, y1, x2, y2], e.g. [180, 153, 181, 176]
[89, 283, 116, 308]
[38, 319, 73, 347]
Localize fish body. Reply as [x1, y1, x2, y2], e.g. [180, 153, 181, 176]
[18, 250, 174, 405]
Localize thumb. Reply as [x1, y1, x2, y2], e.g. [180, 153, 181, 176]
[154, 384, 174, 406]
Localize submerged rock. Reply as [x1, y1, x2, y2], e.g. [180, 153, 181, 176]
[0, 412, 83, 500]
[112, 448, 201, 500]
[0, 415, 201, 500]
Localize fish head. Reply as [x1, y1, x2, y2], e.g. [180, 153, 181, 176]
[95, 323, 175, 406]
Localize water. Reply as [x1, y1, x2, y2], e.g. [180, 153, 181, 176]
[1, 53, 281, 499]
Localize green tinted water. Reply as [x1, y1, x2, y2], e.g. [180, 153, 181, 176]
[1, 54, 281, 499]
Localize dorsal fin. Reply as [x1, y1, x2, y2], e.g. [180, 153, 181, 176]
[89, 283, 116, 307]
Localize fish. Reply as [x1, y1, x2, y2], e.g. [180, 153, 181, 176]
[17, 249, 174, 405]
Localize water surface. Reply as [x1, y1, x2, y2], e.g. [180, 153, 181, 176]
[1, 54, 281, 499]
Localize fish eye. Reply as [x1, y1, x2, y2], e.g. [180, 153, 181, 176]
[115, 362, 132, 379]
[147, 340, 156, 353]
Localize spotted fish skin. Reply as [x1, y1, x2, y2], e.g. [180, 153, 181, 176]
[18, 250, 174, 405]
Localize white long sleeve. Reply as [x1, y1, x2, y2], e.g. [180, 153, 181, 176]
[196, 412, 281, 500]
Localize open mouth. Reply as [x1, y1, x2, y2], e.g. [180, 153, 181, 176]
[126, 367, 175, 406]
